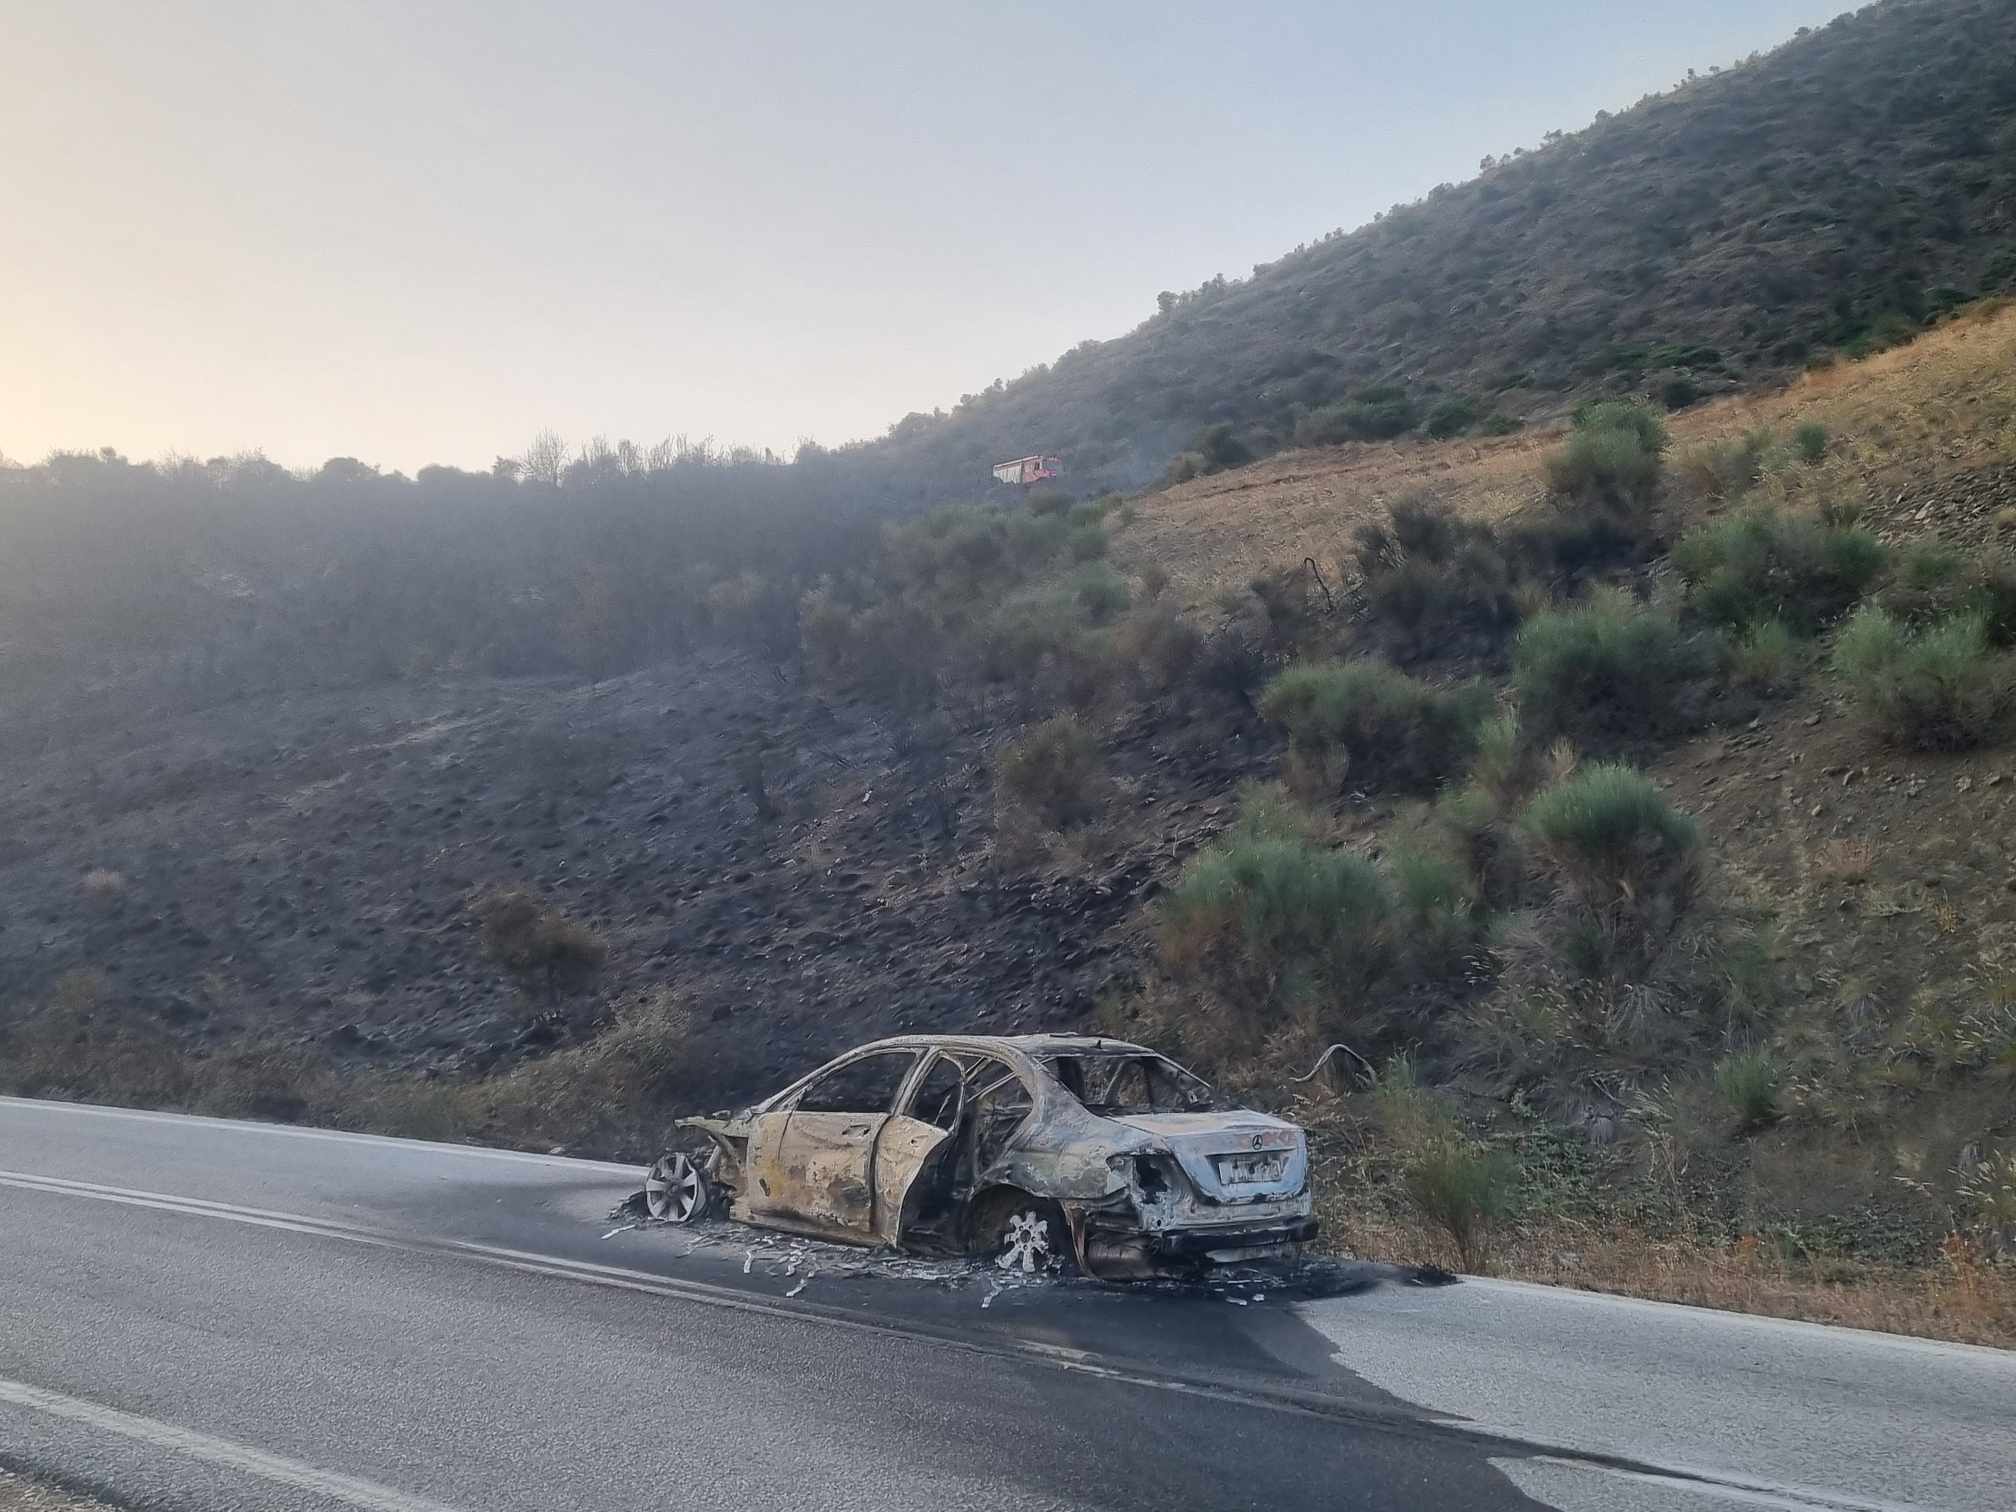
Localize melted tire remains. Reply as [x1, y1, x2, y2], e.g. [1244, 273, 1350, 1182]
[987, 1198, 1072, 1275]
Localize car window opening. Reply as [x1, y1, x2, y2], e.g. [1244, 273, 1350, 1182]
[1039, 1053, 1227, 1113]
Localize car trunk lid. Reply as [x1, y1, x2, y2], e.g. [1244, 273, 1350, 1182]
[1103, 1111, 1307, 1202]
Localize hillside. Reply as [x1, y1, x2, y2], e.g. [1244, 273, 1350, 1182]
[11, 304, 2016, 1341]
[872, 0, 2016, 499]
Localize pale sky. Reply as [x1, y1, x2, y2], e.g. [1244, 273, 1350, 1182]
[3, 0, 1845, 473]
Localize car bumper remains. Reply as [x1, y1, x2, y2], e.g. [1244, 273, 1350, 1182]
[1079, 1216, 1319, 1277]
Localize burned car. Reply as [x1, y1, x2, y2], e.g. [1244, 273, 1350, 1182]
[643, 1034, 1316, 1279]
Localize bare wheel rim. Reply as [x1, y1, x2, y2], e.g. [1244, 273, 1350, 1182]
[996, 1208, 1056, 1273]
[644, 1152, 706, 1223]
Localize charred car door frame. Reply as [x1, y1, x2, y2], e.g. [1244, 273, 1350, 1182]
[741, 1047, 918, 1240]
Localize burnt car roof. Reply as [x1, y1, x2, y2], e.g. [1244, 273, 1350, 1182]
[841, 1033, 1156, 1058]
[750, 1034, 1166, 1112]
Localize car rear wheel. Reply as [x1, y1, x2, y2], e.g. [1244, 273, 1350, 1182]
[976, 1193, 1074, 1275]
[643, 1150, 712, 1223]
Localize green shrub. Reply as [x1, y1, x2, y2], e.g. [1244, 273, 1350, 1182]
[1673, 508, 1886, 634]
[1402, 1137, 1519, 1271]
[973, 595, 1111, 709]
[1069, 563, 1131, 624]
[1660, 375, 1702, 411]
[1067, 523, 1109, 562]
[1424, 396, 1480, 439]
[1830, 607, 2008, 750]
[1391, 848, 1470, 917]
[1389, 847, 1477, 965]
[1295, 396, 1419, 446]
[1520, 762, 1701, 906]
[1159, 836, 1396, 1019]
[1969, 560, 2016, 646]
[1878, 545, 2016, 644]
[1026, 490, 1072, 517]
[1726, 618, 1799, 691]
[998, 714, 1105, 827]
[1479, 414, 1524, 436]
[1574, 399, 1670, 455]
[1190, 422, 1255, 473]
[1544, 426, 1663, 514]
[1895, 539, 1966, 590]
[1513, 593, 1706, 743]
[1677, 429, 1773, 502]
[1351, 499, 1520, 655]
[1195, 624, 1268, 708]
[1714, 1049, 1783, 1132]
[1352, 495, 1465, 570]
[798, 586, 943, 706]
[1260, 660, 1492, 792]
[879, 505, 1073, 604]
[1504, 511, 1646, 583]
[1793, 422, 1829, 464]
[1111, 600, 1202, 690]
[1467, 710, 1528, 811]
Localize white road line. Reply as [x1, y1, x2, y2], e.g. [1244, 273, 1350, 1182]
[0, 1096, 639, 1174]
[0, 1377, 471, 1512]
[1504, 1456, 1930, 1512]
[2, 1170, 1919, 1512]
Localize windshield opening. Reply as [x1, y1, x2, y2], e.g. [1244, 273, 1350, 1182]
[1039, 1053, 1227, 1114]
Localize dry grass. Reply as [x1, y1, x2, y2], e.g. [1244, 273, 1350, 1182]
[1115, 304, 2016, 602]
[0, 974, 738, 1163]
[1813, 838, 1874, 886]
[1326, 1203, 2016, 1348]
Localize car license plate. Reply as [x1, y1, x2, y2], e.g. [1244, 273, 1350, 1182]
[1217, 1152, 1287, 1184]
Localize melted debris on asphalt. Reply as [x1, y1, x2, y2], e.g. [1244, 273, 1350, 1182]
[603, 1198, 1453, 1306]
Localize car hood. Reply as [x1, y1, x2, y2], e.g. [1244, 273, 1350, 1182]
[1101, 1109, 1307, 1202]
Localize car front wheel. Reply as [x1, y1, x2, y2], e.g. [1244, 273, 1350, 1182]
[643, 1150, 713, 1223]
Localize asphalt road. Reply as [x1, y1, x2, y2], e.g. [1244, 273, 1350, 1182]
[2, 1098, 2010, 1512]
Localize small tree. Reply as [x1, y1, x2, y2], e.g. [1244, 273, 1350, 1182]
[1403, 1136, 1520, 1272]
[474, 888, 607, 1020]
[997, 714, 1105, 829]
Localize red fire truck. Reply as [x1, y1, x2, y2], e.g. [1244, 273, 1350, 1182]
[991, 454, 1062, 487]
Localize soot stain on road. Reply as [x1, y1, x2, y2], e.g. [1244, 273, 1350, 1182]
[604, 1201, 1454, 1306]
[585, 1211, 1562, 1512]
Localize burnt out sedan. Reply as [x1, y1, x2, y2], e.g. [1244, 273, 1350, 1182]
[643, 1034, 1316, 1279]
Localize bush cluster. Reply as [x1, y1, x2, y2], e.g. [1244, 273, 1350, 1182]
[1259, 660, 1492, 793]
[1830, 606, 2008, 750]
[1876, 543, 2016, 645]
[1544, 401, 1668, 517]
[1156, 834, 1397, 1057]
[1351, 498, 1521, 659]
[1673, 508, 1886, 634]
[1512, 592, 1706, 745]
[1675, 428, 1775, 502]
[1295, 392, 1419, 446]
